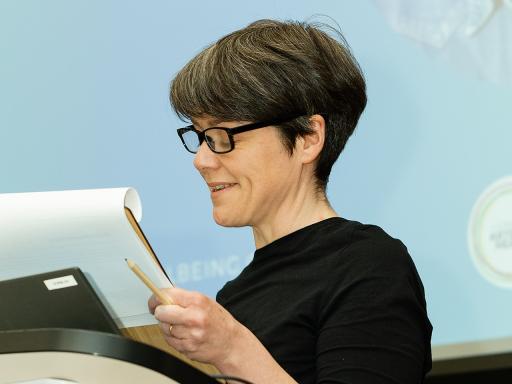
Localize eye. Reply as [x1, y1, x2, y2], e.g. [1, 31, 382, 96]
[204, 134, 216, 150]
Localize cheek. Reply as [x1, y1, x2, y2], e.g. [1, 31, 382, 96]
[247, 162, 295, 201]
[230, 135, 297, 197]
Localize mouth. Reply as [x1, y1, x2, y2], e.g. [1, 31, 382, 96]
[208, 183, 237, 193]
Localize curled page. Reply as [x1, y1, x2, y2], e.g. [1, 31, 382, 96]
[0, 187, 172, 328]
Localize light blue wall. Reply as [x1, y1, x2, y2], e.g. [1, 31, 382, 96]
[1, 0, 511, 346]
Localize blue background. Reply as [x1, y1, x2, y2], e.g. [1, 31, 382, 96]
[1, 0, 511, 346]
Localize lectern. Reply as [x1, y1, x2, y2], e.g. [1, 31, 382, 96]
[0, 328, 218, 384]
[0, 268, 223, 383]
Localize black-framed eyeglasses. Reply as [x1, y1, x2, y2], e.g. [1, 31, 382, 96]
[176, 115, 304, 154]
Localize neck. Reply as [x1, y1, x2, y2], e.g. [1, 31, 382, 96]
[251, 189, 337, 249]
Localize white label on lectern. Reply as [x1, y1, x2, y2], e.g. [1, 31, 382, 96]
[44, 275, 78, 290]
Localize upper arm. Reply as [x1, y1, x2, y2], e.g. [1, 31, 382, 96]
[315, 238, 432, 384]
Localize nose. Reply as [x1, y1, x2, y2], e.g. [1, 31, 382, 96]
[193, 141, 220, 172]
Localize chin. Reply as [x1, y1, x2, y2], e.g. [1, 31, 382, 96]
[212, 208, 246, 228]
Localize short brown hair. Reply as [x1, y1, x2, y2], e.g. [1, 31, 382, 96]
[171, 19, 367, 191]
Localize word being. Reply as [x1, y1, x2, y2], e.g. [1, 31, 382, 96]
[172, 254, 252, 284]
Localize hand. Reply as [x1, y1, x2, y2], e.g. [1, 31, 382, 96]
[148, 287, 243, 365]
[149, 288, 298, 383]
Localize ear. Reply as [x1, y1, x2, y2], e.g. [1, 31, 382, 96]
[299, 114, 325, 165]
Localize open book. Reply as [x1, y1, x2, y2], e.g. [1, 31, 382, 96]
[0, 187, 172, 328]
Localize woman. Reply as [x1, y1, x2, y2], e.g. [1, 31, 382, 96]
[149, 19, 432, 383]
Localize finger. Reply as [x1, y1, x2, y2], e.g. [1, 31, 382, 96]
[154, 303, 189, 325]
[159, 321, 176, 337]
[163, 334, 192, 355]
[165, 333, 201, 356]
[166, 287, 208, 308]
[158, 322, 189, 339]
[148, 294, 159, 314]
[148, 288, 175, 313]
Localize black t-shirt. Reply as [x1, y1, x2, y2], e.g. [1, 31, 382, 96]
[216, 217, 432, 384]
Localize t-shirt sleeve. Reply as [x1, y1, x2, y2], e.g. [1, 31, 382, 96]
[316, 235, 432, 384]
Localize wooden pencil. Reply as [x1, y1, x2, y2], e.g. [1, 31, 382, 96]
[125, 258, 174, 305]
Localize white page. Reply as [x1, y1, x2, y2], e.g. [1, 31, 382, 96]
[0, 187, 172, 328]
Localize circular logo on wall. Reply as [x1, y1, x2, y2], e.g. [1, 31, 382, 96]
[468, 176, 512, 287]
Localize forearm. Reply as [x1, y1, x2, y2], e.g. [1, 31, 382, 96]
[214, 324, 298, 384]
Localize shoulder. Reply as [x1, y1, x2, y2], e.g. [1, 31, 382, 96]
[316, 219, 428, 313]
[317, 218, 415, 276]
[349, 222, 413, 270]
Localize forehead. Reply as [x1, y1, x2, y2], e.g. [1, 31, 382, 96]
[190, 116, 247, 129]
[191, 116, 221, 126]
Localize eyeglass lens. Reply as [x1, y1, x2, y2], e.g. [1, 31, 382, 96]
[182, 128, 232, 153]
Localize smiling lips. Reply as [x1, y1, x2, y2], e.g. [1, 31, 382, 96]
[209, 183, 236, 192]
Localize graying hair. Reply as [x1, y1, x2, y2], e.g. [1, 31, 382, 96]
[170, 19, 367, 191]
